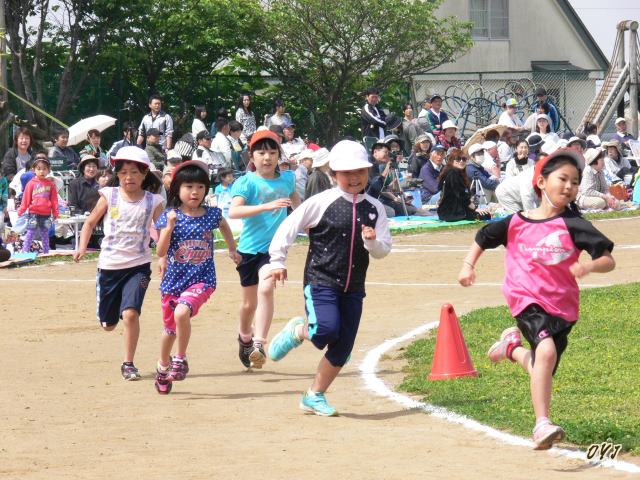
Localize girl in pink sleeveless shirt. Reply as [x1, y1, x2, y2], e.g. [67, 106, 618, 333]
[74, 147, 164, 381]
[459, 149, 615, 450]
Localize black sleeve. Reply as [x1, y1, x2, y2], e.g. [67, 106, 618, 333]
[361, 104, 387, 127]
[564, 215, 614, 259]
[68, 180, 79, 209]
[475, 215, 512, 250]
[2, 150, 16, 179]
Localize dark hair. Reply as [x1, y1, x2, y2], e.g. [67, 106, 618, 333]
[79, 156, 99, 174]
[123, 121, 137, 132]
[195, 105, 207, 119]
[216, 168, 234, 183]
[484, 129, 500, 143]
[167, 164, 210, 207]
[215, 118, 229, 132]
[237, 94, 252, 114]
[87, 129, 101, 138]
[535, 117, 551, 134]
[438, 148, 470, 187]
[149, 94, 162, 104]
[365, 87, 380, 96]
[584, 122, 598, 135]
[112, 161, 161, 193]
[53, 127, 70, 140]
[540, 155, 582, 215]
[229, 120, 243, 133]
[216, 107, 229, 120]
[13, 127, 33, 147]
[273, 98, 285, 113]
[32, 157, 50, 170]
[250, 138, 280, 153]
[412, 140, 431, 155]
[536, 102, 550, 115]
[402, 103, 413, 112]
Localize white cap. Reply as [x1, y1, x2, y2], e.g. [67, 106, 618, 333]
[615, 117, 626, 125]
[311, 148, 330, 168]
[468, 143, 485, 156]
[295, 149, 315, 162]
[586, 134, 601, 147]
[541, 140, 558, 155]
[166, 149, 182, 161]
[110, 146, 151, 168]
[441, 119, 458, 131]
[328, 140, 372, 171]
[482, 141, 497, 150]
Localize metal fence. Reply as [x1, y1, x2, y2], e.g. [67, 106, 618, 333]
[412, 70, 606, 140]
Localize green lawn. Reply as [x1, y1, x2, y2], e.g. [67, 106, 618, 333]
[399, 283, 640, 455]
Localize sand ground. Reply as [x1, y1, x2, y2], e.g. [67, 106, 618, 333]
[2, 217, 639, 479]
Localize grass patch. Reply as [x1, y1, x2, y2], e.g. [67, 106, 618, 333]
[399, 283, 640, 455]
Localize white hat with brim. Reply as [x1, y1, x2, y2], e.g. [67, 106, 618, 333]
[468, 143, 485, 156]
[110, 145, 151, 168]
[615, 117, 626, 125]
[441, 119, 458, 131]
[311, 148, 330, 168]
[295, 149, 315, 162]
[482, 141, 497, 150]
[328, 140, 372, 171]
[584, 148, 605, 165]
[567, 136, 587, 149]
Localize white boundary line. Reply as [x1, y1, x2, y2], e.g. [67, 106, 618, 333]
[359, 322, 640, 474]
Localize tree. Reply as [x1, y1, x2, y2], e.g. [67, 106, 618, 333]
[249, 0, 473, 144]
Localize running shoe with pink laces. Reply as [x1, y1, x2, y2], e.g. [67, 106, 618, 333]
[487, 326, 522, 363]
[154, 364, 172, 395]
[168, 356, 189, 381]
[533, 420, 565, 450]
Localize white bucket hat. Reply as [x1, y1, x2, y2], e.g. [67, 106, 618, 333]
[328, 141, 372, 171]
[311, 148, 330, 168]
[110, 146, 151, 168]
[441, 119, 458, 131]
[468, 143, 485, 156]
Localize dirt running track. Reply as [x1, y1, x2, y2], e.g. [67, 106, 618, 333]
[2, 217, 640, 479]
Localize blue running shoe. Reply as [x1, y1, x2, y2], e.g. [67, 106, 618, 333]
[268, 316, 304, 361]
[299, 390, 338, 417]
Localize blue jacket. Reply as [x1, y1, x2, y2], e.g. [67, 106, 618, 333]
[466, 162, 499, 191]
[418, 160, 441, 200]
[532, 101, 560, 132]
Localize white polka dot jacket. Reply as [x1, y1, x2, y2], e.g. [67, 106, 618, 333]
[269, 187, 392, 293]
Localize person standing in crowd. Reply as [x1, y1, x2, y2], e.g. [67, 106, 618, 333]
[407, 133, 434, 178]
[305, 148, 332, 200]
[144, 128, 167, 170]
[426, 94, 449, 136]
[266, 140, 391, 417]
[264, 99, 292, 129]
[80, 129, 108, 168]
[193, 130, 224, 178]
[153, 160, 240, 394]
[505, 139, 534, 178]
[532, 87, 559, 132]
[211, 118, 233, 169]
[228, 120, 247, 171]
[49, 128, 80, 169]
[108, 122, 138, 160]
[235, 94, 257, 139]
[137, 94, 174, 150]
[228, 130, 301, 370]
[73, 147, 164, 381]
[17, 156, 58, 254]
[191, 105, 208, 137]
[418, 144, 446, 205]
[294, 149, 315, 201]
[459, 148, 615, 450]
[2, 127, 34, 181]
[68, 154, 100, 215]
[360, 87, 387, 139]
[399, 103, 422, 156]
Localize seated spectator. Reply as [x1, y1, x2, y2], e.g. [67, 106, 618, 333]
[466, 143, 500, 203]
[68, 154, 100, 214]
[192, 105, 208, 136]
[505, 139, 534, 178]
[481, 141, 502, 175]
[214, 168, 235, 217]
[608, 117, 637, 149]
[437, 120, 461, 150]
[418, 144, 446, 205]
[582, 123, 601, 148]
[526, 133, 545, 161]
[144, 128, 167, 170]
[212, 118, 233, 168]
[2, 127, 34, 181]
[578, 148, 619, 210]
[282, 122, 306, 160]
[265, 98, 293, 129]
[0, 236, 9, 262]
[294, 149, 315, 200]
[383, 134, 405, 166]
[532, 87, 560, 131]
[193, 130, 224, 177]
[535, 114, 559, 144]
[97, 168, 114, 188]
[497, 128, 515, 165]
[80, 129, 108, 167]
[407, 133, 434, 178]
[369, 141, 418, 216]
[603, 140, 636, 181]
[523, 102, 550, 132]
[49, 128, 80, 170]
[108, 122, 138, 160]
[437, 149, 490, 222]
[305, 148, 332, 199]
[498, 98, 524, 131]
[567, 136, 587, 154]
[495, 153, 546, 214]
[228, 120, 247, 170]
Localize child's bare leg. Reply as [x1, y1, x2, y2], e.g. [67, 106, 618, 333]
[511, 346, 533, 374]
[238, 285, 257, 341]
[160, 332, 176, 365]
[311, 356, 342, 393]
[174, 304, 192, 356]
[121, 308, 140, 363]
[528, 338, 556, 419]
[254, 270, 275, 343]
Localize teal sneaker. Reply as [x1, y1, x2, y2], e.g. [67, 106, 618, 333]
[268, 316, 305, 361]
[299, 390, 338, 417]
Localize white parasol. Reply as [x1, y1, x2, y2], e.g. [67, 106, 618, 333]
[67, 115, 117, 146]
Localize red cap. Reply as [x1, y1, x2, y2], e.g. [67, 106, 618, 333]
[249, 129, 281, 150]
[532, 148, 584, 197]
[171, 160, 210, 181]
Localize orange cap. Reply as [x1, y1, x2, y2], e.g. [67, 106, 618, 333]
[249, 129, 282, 150]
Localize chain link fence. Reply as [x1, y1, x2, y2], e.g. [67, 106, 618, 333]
[412, 70, 606, 141]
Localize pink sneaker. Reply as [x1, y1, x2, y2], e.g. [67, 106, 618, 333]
[487, 327, 522, 363]
[533, 421, 565, 450]
[168, 357, 189, 381]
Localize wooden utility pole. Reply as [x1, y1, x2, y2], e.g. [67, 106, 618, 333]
[0, 0, 7, 109]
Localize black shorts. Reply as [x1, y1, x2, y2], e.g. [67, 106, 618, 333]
[515, 304, 574, 375]
[235, 251, 271, 287]
[96, 263, 152, 327]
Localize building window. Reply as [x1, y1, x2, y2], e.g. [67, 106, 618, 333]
[470, 0, 509, 40]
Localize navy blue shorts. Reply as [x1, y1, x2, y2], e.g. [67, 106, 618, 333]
[96, 263, 152, 327]
[236, 251, 271, 287]
[303, 284, 365, 367]
[516, 304, 574, 375]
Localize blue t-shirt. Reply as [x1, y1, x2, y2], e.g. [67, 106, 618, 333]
[155, 206, 222, 295]
[230, 171, 295, 254]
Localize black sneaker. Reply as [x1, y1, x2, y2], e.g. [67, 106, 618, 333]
[238, 336, 253, 369]
[121, 362, 141, 381]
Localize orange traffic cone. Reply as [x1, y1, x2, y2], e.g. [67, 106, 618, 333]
[428, 304, 478, 380]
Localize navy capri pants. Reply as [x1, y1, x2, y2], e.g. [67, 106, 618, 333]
[303, 284, 365, 367]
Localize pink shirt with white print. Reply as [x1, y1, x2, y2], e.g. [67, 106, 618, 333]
[476, 212, 613, 322]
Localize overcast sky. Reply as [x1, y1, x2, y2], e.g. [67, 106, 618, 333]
[569, 0, 640, 59]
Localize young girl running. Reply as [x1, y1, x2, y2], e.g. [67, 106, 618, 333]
[266, 140, 392, 416]
[17, 155, 58, 254]
[74, 147, 164, 380]
[154, 160, 241, 394]
[229, 129, 300, 370]
[458, 148, 615, 449]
